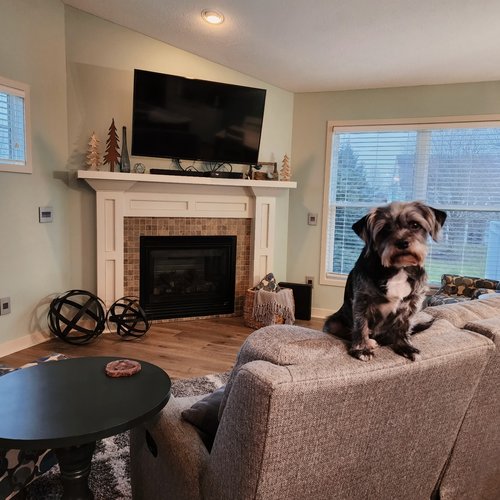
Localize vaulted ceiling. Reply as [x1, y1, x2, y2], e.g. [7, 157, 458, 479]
[63, 0, 500, 93]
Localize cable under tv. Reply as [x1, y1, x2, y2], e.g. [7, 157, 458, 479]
[150, 169, 244, 179]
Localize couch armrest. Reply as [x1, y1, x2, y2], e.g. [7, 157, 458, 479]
[218, 324, 348, 419]
[130, 395, 209, 500]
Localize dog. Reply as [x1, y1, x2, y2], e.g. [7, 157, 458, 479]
[323, 201, 446, 361]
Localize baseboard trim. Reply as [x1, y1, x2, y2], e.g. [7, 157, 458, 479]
[311, 307, 332, 319]
[0, 330, 51, 358]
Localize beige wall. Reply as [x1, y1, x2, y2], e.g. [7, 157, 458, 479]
[0, 2, 294, 352]
[3, 1, 500, 351]
[290, 82, 500, 316]
[64, 6, 294, 294]
[0, 0, 69, 349]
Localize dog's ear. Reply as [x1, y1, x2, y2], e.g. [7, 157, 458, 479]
[352, 215, 371, 244]
[429, 206, 447, 241]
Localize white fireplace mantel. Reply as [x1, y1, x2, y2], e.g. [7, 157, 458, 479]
[77, 170, 297, 307]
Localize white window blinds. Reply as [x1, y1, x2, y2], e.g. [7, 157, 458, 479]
[324, 121, 500, 284]
[0, 77, 31, 174]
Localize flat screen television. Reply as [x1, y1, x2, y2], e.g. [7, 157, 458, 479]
[131, 69, 266, 165]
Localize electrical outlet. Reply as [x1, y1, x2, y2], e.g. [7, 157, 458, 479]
[307, 213, 318, 226]
[0, 297, 11, 315]
[305, 276, 314, 287]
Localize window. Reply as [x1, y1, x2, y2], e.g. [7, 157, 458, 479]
[0, 76, 31, 174]
[321, 118, 500, 285]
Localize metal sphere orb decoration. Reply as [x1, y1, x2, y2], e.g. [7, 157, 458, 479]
[106, 297, 150, 339]
[48, 290, 106, 344]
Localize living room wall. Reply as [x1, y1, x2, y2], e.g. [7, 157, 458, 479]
[64, 6, 294, 299]
[290, 81, 500, 316]
[0, 0, 70, 351]
[4, 2, 500, 351]
[0, 2, 294, 354]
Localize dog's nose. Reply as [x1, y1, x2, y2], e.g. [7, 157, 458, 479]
[396, 239, 409, 250]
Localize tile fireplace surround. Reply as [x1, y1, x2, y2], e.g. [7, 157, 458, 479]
[78, 170, 297, 317]
[125, 217, 250, 316]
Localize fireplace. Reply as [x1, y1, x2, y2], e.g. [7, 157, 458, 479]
[140, 235, 237, 320]
[78, 171, 296, 312]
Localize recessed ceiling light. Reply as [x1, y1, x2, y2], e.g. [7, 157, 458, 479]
[201, 9, 225, 25]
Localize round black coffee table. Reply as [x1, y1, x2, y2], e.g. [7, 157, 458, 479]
[0, 356, 171, 499]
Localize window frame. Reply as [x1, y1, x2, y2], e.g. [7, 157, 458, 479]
[0, 75, 32, 174]
[320, 115, 500, 287]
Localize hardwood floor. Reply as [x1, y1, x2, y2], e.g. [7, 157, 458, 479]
[0, 316, 324, 380]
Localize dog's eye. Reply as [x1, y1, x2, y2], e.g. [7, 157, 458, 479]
[409, 221, 421, 230]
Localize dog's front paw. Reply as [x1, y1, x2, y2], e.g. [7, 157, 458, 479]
[349, 349, 373, 361]
[349, 339, 378, 361]
[393, 342, 420, 361]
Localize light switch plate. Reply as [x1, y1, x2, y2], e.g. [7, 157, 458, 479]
[0, 297, 11, 315]
[39, 206, 53, 223]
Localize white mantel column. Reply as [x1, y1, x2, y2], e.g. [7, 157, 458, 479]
[250, 192, 276, 286]
[96, 190, 124, 307]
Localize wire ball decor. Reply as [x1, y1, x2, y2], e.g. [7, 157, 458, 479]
[106, 296, 151, 339]
[48, 290, 106, 344]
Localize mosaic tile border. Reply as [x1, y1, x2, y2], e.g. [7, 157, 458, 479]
[124, 217, 251, 322]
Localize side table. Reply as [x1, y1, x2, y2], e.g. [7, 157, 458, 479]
[0, 356, 171, 499]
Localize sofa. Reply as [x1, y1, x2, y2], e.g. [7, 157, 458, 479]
[130, 296, 500, 500]
[427, 273, 500, 306]
[424, 296, 500, 500]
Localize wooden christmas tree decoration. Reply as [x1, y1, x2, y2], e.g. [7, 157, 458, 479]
[280, 154, 291, 181]
[103, 118, 120, 172]
[86, 132, 101, 170]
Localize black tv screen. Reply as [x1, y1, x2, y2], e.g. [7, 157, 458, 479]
[131, 69, 266, 165]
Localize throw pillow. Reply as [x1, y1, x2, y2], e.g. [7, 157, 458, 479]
[252, 272, 280, 292]
[181, 386, 225, 451]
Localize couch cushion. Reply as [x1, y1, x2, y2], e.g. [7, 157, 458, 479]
[425, 295, 500, 328]
[464, 317, 500, 340]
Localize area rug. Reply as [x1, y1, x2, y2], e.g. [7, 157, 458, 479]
[25, 372, 229, 500]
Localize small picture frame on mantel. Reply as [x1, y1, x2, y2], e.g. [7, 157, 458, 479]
[250, 162, 278, 180]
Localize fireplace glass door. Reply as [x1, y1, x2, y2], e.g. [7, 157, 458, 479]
[140, 235, 236, 320]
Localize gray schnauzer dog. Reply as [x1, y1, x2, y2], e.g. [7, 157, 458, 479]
[323, 201, 446, 361]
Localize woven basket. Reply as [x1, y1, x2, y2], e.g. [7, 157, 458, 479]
[243, 288, 287, 329]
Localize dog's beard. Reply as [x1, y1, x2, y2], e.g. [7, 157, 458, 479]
[380, 241, 427, 268]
